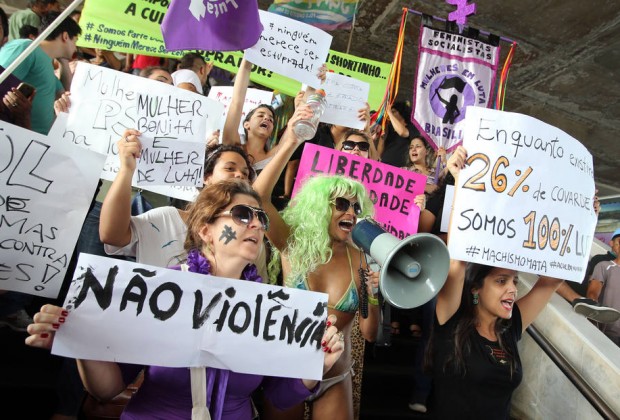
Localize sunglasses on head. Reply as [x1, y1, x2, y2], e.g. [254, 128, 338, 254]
[332, 197, 362, 215]
[215, 204, 270, 230]
[342, 140, 370, 152]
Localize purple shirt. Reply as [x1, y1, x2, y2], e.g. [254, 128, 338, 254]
[119, 364, 314, 419]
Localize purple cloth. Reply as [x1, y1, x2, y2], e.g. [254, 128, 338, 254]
[119, 364, 315, 420]
[161, 0, 263, 52]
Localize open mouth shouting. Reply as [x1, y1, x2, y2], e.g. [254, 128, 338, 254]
[338, 218, 355, 233]
[501, 298, 514, 312]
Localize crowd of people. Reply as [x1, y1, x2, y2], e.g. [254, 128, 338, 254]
[0, 3, 619, 420]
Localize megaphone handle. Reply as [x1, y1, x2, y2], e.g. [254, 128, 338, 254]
[359, 267, 369, 319]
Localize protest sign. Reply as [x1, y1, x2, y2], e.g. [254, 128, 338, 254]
[448, 107, 597, 282]
[65, 63, 222, 198]
[320, 72, 369, 129]
[208, 86, 274, 135]
[293, 144, 426, 238]
[412, 26, 500, 152]
[0, 122, 105, 298]
[54, 254, 328, 380]
[135, 137, 204, 187]
[244, 10, 332, 88]
[76, 0, 389, 109]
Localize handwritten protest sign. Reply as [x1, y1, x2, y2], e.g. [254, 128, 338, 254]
[76, 0, 389, 109]
[135, 137, 204, 187]
[448, 107, 597, 282]
[293, 144, 426, 238]
[244, 10, 332, 88]
[65, 63, 222, 198]
[0, 122, 105, 298]
[320, 72, 369, 129]
[207, 86, 274, 135]
[53, 254, 328, 380]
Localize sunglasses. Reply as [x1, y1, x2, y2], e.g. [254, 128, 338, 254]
[332, 197, 362, 216]
[342, 140, 370, 152]
[215, 204, 270, 231]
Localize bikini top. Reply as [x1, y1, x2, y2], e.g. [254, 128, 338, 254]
[291, 246, 359, 314]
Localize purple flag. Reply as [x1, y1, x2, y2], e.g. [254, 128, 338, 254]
[161, 0, 263, 52]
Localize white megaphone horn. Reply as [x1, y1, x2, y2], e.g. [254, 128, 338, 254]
[352, 218, 450, 309]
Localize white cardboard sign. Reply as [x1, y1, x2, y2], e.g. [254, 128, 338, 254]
[244, 10, 332, 88]
[53, 254, 329, 380]
[0, 122, 105, 298]
[320, 72, 369, 129]
[448, 107, 597, 282]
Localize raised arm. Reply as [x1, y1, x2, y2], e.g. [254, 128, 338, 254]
[253, 105, 311, 251]
[517, 276, 563, 331]
[222, 58, 252, 145]
[99, 129, 142, 247]
[386, 106, 409, 138]
[436, 146, 468, 324]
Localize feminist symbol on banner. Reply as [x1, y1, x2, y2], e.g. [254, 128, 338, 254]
[446, 0, 477, 31]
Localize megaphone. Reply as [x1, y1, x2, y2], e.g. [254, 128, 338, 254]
[352, 218, 450, 309]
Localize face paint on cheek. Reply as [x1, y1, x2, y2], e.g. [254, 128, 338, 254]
[219, 224, 237, 245]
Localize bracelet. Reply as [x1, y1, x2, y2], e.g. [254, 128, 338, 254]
[367, 295, 379, 306]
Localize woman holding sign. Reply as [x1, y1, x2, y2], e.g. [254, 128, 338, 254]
[25, 179, 346, 420]
[253, 105, 381, 419]
[428, 146, 571, 419]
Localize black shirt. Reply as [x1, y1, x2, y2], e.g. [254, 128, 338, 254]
[430, 304, 523, 419]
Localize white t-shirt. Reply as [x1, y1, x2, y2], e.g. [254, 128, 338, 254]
[104, 206, 187, 267]
[104, 206, 269, 280]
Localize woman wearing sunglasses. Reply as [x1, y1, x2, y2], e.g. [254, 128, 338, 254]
[100, 130, 260, 270]
[338, 129, 374, 160]
[26, 179, 346, 420]
[253, 106, 381, 420]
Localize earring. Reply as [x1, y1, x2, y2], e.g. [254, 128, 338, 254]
[472, 292, 479, 305]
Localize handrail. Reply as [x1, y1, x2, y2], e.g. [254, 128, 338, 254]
[526, 325, 619, 420]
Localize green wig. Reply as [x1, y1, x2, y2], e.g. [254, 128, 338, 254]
[271, 175, 374, 286]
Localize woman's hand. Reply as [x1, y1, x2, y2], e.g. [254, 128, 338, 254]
[118, 129, 142, 173]
[286, 103, 313, 142]
[358, 102, 371, 131]
[4, 88, 34, 128]
[293, 90, 305, 109]
[593, 189, 600, 216]
[316, 63, 328, 84]
[414, 194, 426, 211]
[321, 314, 345, 374]
[25, 304, 68, 350]
[207, 129, 220, 147]
[54, 91, 71, 115]
[447, 145, 467, 178]
[366, 270, 380, 297]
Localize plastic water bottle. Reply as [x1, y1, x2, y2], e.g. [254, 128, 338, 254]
[293, 89, 327, 140]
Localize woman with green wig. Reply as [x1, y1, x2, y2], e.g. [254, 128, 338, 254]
[253, 104, 381, 420]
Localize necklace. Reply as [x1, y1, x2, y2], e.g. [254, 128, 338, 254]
[186, 248, 262, 283]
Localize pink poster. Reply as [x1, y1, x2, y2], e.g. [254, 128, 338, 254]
[293, 143, 427, 238]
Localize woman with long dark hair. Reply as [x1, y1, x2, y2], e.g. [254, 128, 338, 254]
[428, 146, 575, 419]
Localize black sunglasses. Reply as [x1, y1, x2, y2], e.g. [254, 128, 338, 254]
[215, 204, 270, 230]
[332, 197, 362, 215]
[342, 140, 370, 152]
